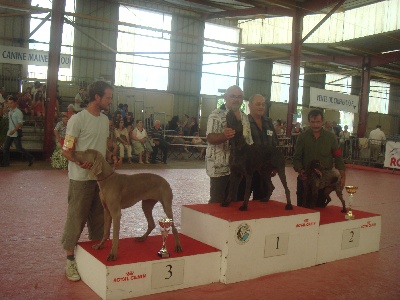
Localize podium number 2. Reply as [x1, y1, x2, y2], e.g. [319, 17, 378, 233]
[165, 264, 172, 279]
[341, 228, 360, 250]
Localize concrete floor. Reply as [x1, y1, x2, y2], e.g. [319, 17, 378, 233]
[0, 157, 399, 300]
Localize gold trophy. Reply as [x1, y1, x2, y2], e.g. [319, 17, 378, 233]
[345, 186, 358, 220]
[158, 218, 174, 258]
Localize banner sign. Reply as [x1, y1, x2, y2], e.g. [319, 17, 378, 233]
[0, 45, 71, 68]
[310, 87, 359, 113]
[384, 141, 400, 169]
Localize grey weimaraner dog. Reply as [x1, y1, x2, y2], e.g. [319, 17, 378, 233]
[70, 149, 182, 261]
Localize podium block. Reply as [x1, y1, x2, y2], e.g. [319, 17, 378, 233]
[75, 234, 221, 300]
[315, 206, 381, 264]
[181, 201, 320, 283]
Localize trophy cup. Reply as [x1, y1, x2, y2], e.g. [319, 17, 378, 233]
[158, 218, 173, 258]
[345, 186, 358, 220]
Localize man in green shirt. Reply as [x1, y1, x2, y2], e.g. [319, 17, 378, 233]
[293, 109, 346, 207]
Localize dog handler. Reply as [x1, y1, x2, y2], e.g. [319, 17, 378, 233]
[205, 85, 253, 203]
[237, 94, 279, 201]
[61, 81, 114, 281]
[292, 109, 346, 207]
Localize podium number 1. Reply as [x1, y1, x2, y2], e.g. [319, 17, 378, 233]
[264, 233, 289, 258]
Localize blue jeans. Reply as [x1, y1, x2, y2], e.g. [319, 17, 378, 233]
[2, 136, 34, 166]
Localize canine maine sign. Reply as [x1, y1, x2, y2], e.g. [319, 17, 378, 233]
[310, 87, 359, 113]
[0, 45, 71, 68]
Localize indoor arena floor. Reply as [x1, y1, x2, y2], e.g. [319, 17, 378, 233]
[0, 158, 399, 300]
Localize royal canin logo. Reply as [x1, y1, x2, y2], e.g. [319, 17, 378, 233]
[296, 218, 316, 227]
[361, 221, 377, 228]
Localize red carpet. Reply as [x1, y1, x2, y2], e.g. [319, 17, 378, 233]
[184, 200, 314, 221]
[78, 233, 219, 266]
[314, 205, 380, 225]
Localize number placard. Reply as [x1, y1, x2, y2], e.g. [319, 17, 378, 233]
[151, 259, 185, 289]
[341, 228, 360, 250]
[264, 233, 289, 258]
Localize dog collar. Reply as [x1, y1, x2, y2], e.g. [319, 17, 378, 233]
[97, 172, 115, 182]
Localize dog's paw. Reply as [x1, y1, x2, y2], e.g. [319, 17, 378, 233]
[239, 205, 248, 211]
[174, 245, 183, 253]
[341, 209, 347, 213]
[107, 253, 117, 261]
[221, 202, 229, 207]
[92, 243, 104, 250]
[285, 204, 293, 210]
[260, 198, 270, 202]
[134, 236, 147, 242]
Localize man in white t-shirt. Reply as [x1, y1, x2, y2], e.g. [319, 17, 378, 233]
[61, 81, 113, 282]
[205, 85, 253, 204]
[368, 125, 386, 161]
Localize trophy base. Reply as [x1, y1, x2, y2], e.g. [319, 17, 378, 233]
[158, 251, 170, 258]
[345, 214, 355, 220]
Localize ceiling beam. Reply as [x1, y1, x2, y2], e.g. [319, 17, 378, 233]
[180, 0, 236, 11]
[301, 0, 346, 43]
[238, 0, 297, 10]
[205, 6, 293, 19]
[370, 51, 400, 67]
[300, 0, 342, 14]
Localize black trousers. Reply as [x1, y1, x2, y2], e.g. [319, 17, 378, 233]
[2, 136, 34, 166]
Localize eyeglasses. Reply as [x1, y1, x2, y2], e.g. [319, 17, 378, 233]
[228, 95, 244, 100]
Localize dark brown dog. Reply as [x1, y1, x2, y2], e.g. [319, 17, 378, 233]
[303, 160, 346, 212]
[70, 149, 182, 261]
[222, 110, 293, 211]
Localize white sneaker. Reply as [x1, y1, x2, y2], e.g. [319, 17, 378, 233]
[65, 259, 81, 281]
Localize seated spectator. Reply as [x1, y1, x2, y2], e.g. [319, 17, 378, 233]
[189, 116, 199, 136]
[131, 120, 151, 164]
[66, 104, 75, 119]
[107, 119, 121, 165]
[54, 114, 69, 149]
[274, 119, 284, 135]
[31, 90, 45, 118]
[18, 87, 33, 115]
[148, 120, 168, 164]
[182, 113, 191, 136]
[168, 115, 181, 133]
[124, 111, 134, 128]
[191, 132, 206, 159]
[115, 119, 133, 164]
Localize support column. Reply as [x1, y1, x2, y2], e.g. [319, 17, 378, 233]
[287, 8, 303, 136]
[357, 56, 371, 138]
[44, 0, 66, 159]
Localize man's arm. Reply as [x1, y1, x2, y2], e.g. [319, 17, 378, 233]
[207, 128, 236, 145]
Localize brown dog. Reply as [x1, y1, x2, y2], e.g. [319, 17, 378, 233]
[303, 160, 346, 212]
[70, 149, 182, 261]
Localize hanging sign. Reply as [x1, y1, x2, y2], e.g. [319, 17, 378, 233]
[310, 87, 359, 113]
[0, 45, 71, 68]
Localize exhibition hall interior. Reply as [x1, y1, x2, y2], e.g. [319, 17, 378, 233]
[0, 0, 399, 299]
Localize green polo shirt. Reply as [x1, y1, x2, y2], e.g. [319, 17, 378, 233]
[293, 128, 345, 172]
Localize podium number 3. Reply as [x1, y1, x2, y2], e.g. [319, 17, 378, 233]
[165, 264, 172, 279]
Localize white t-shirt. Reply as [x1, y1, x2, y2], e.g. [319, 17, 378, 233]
[66, 109, 109, 181]
[205, 109, 253, 178]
